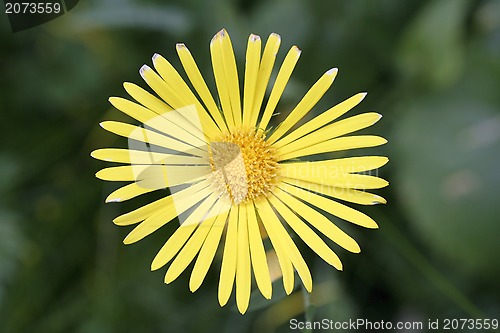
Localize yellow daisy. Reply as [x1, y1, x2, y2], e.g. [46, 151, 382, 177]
[92, 29, 388, 314]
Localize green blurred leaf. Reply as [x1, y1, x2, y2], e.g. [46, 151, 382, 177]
[392, 88, 500, 280]
[0, 210, 25, 308]
[397, 0, 469, 90]
[68, 0, 192, 34]
[251, 0, 312, 44]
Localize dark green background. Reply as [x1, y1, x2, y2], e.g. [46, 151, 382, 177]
[1, 0, 499, 332]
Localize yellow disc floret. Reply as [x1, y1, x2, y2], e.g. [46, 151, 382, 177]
[208, 129, 278, 204]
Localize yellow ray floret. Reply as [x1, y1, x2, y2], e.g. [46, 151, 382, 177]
[164, 199, 229, 284]
[95, 164, 210, 188]
[242, 34, 262, 129]
[176, 43, 228, 132]
[99, 121, 208, 158]
[246, 201, 272, 299]
[277, 135, 387, 161]
[273, 92, 367, 148]
[91, 148, 208, 165]
[110, 179, 210, 227]
[258, 45, 301, 131]
[278, 182, 378, 229]
[256, 198, 312, 293]
[140, 64, 220, 138]
[273, 186, 360, 255]
[268, 193, 343, 268]
[236, 203, 251, 314]
[217, 29, 242, 127]
[218, 206, 239, 306]
[280, 157, 389, 189]
[189, 209, 229, 292]
[267, 68, 338, 144]
[151, 192, 223, 270]
[250, 33, 281, 127]
[105, 183, 155, 203]
[123, 181, 213, 244]
[283, 178, 387, 206]
[277, 113, 382, 155]
[210, 30, 240, 129]
[110, 93, 207, 146]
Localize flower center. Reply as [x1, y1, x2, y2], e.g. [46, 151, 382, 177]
[208, 129, 278, 204]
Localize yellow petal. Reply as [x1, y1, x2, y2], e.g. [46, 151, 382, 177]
[279, 182, 378, 229]
[218, 206, 238, 306]
[140, 64, 221, 138]
[151, 192, 220, 270]
[249, 33, 281, 127]
[99, 121, 208, 158]
[255, 200, 294, 294]
[236, 203, 251, 314]
[152, 53, 223, 138]
[176, 43, 228, 133]
[273, 92, 366, 149]
[121, 83, 209, 144]
[274, 185, 359, 254]
[113, 196, 169, 226]
[267, 68, 338, 144]
[218, 29, 242, 127]
[247, 201, 272, 299]
[189, 209, 229, 292]
[105, 182, 154, 203]
[242, 34, 262, 129]
[283, 178, 387, 205]
[111, 179, 208, 226]
[140, 64, 182, 109]
[282, 156, 388, 174]
[91, 148, 209, 165]
[278, 112, 382, 155]
[276, 135, 387, 161]
[108, 97, 206, 147]
[164, 200, 227, 284]
[152, 53, 199, 106]
[122, 180, 212, 242]
[123, 81, 172, 113]
[258, 45, 301, 131]
[210, 30, 238, 129]
[123, 81, 173, 111]
[268, 193, 342, 269]
[283, 171, 388, 190]
[279, 157, 389, 189]
[95, 164, 210, 189]
[256, 199, 312, 293]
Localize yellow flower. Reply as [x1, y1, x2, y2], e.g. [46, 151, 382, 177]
[92, 29, 388, 314]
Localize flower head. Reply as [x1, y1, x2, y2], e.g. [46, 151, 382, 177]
[92, 29, 388, 314]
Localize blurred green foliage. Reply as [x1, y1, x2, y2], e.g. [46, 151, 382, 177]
[1, 0, 499, 332]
